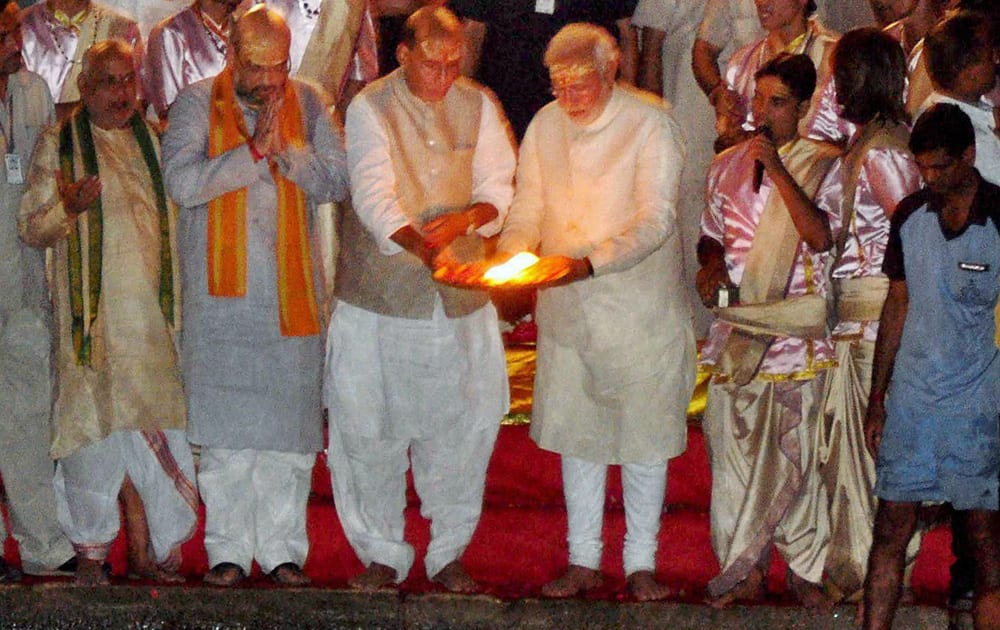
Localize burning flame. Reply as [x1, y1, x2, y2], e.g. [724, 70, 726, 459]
[483, 252, 540, 284]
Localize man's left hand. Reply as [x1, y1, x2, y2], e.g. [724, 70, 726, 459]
[542, 255, 591, 287]
[422, 209, 474, 252]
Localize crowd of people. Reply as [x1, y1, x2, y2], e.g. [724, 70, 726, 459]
[0, 0, 998, 629]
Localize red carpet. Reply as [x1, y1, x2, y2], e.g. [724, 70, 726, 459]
[4, 421, 953, 604]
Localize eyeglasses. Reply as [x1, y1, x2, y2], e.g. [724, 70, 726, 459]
[91, 72, 136, 90]
[550, 79, 600, 99]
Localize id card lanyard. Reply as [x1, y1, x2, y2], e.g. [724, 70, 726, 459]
[1, 89, 22, 184]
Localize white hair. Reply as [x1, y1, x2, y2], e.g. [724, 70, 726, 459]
[543, 23, 620, 76]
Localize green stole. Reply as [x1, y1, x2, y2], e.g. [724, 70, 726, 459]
[59, 109, 174, 366]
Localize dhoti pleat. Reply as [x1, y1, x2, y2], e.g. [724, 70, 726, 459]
[704, 375, 830, 598]
[820, 339, 921, 598]
[54, 429, 197, 563]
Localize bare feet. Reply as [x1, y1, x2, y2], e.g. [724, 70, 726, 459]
[626, 570, 672, 601]
[203, 562, 246, 587]
[708, 566, 766, 608]
[349, 562, 397, 592]
[431, 561, 478, 593]
[129, 564, 185, 584]
[541, 565, 603, 598]
[788, 571, 833, 615]
[75, 558, 110, 586]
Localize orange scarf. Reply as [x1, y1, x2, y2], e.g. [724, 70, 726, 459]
[207, 67, 320, 336]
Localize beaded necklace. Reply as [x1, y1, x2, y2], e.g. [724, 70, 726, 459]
[192, 4, 228, 57]
[46, 3, 104, 65]
[297, 0, 320, 20]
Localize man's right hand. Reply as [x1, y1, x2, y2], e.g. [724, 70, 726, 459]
[696, 261, 729, 308]
[56, 170, 101, 216]
[864, 398, 886, 460]
[252, 96, 284, 157]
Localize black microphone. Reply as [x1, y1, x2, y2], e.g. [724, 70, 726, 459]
[752, 125, 772, 194]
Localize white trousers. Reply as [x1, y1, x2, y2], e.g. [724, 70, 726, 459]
[0, 308, 73, 573]
[54, 429, 197, 562]
[198, 447, 315, 574]
[327, 423, 499, 581]
[563, 456, 668, 575]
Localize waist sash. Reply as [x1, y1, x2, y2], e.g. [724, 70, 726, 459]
[717, 138, 839, 384]
[835, 276, 889, 322]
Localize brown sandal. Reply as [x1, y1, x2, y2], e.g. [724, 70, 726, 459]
[204, 562, 245, 587]
[269, 562, 310, 586]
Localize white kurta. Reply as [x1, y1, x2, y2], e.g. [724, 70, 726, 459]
[633, 0, 715, 336]
[0, 69, 73, 573]
[696, 0, 762, 56]
[499, 86, 695, 465]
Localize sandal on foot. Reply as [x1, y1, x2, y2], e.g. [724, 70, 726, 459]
[269, 562, 310, 586]
[204, 562, 245, 587]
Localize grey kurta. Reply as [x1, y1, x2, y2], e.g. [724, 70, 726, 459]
[0, 69, 73, 572]
[162, 77, 348, 454]
[498, 87, 696, 465]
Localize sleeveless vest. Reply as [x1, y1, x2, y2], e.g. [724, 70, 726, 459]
[334, 70, 489, 319]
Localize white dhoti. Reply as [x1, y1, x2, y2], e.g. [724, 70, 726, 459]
[563, 456, 668, 575]
[820, 339, 922, 598]
[53, 429, 197, 563]
[324, 300, 507, 581]
[197, 447, 316, 575]
[704, 375, 831, 598]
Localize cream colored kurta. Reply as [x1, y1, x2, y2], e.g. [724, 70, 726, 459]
[499, 86, 695, 465]
[19, 121, 184, 460]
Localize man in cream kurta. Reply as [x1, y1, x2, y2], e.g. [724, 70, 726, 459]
[324, 7, 513, 593]
[0, 1, 74, 580]
[162, 6, 348, 587]
[18, 41, 196, 586]
[696, 53, 839, 611]
[497, 24, 694, 602]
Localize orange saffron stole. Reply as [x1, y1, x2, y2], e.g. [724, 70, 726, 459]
[207, 68, 320, 336]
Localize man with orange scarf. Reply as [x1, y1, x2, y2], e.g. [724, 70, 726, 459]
[162, 5, 348, 587]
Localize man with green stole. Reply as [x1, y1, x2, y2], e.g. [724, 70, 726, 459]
[18, 40, 196, 586]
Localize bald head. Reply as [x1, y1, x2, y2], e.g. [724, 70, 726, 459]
[229, 5, 290, 107]
[231, 5, 291, 68]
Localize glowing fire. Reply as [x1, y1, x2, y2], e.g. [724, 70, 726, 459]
[483, 252, 540, 284]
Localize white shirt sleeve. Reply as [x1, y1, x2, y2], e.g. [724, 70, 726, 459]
[344, 94, 410, 256]
[470, 93, 516, 237]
